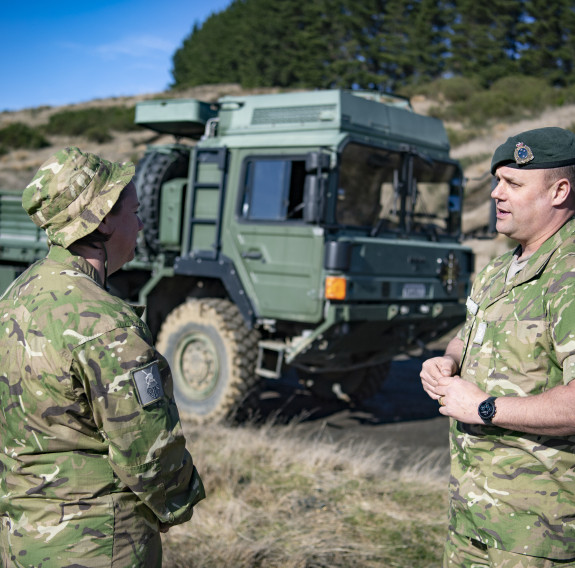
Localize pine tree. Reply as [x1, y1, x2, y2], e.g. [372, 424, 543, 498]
[519, 0, 575, 85]
[171, 1, 246, 88]
[450, 0, 522, 87]
[236, 0, 339, 88]
[407, 0, 453, 86]
[170, 0, 575, 93]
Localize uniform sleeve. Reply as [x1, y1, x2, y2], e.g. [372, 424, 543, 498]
[71, 324, 205, 526]
[547, 257, 575, 385]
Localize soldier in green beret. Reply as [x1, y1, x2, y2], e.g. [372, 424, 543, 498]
[0, 147, 205, 567]
[421, 126, 575, 567]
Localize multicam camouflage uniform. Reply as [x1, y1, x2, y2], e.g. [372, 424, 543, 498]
[0, 245, 205, 567]
[0, 147, 205, 567]
[449, 216, 575, 560]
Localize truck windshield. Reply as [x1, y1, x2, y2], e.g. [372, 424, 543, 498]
[336, 142, 462, 237]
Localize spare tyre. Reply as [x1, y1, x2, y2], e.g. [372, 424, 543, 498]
[134, 147, 191, 255]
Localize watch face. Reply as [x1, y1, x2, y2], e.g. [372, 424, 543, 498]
[478, 399, 496, 421]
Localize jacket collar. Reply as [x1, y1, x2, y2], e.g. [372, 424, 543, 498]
[485, 216, 575, 303]
[47, 245, 105, 288]
[510, 216, 575, 287]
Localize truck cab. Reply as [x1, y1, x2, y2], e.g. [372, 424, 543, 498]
[122, 89, 473, 420]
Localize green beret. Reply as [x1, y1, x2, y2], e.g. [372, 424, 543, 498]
[491, 127, 575, 174]
[22, 147, 135, 248]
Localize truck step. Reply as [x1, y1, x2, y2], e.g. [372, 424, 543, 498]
[256, 340, 286, 379]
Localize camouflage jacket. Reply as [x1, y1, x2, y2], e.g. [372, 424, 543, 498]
[0, 245, 205, 566]
[450, 217, 575, 559]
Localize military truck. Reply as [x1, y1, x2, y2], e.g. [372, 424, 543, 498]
[0, 89, 474, 423]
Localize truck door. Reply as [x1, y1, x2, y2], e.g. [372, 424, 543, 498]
[229, 152, 325, 323]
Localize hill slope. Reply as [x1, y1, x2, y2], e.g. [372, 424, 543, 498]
[2, 84, 574, 267]
[0, 84, 286, 190]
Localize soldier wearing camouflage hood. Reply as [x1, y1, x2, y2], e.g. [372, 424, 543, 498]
[421, 127, 575, 567]
[0, 147, 205, 567]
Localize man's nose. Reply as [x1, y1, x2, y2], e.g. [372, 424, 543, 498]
[491, 180, 503, 200]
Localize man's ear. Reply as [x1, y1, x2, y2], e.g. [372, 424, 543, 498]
[552, 178, 572, 206]
[97, 215, 113, 237]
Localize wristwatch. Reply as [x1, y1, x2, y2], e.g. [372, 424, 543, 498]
[478, 396, 498, 424]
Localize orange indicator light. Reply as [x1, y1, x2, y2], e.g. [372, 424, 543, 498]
[325, 276, 347, 300]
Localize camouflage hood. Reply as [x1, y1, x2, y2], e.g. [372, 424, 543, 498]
[22, 146, 135, 248]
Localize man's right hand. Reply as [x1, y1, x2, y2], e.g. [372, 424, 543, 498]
[420, 355, 459, 401]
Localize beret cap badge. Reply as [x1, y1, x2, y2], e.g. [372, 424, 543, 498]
[514, 142, 534, 165]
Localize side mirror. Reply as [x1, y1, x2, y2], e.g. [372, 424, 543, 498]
[303, 175, 323, 223]
[303, 152, 330, 224]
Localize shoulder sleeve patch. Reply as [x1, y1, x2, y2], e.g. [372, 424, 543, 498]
[131, 362, 164, 407]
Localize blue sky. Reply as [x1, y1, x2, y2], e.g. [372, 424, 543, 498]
[1, 0, 234, 112]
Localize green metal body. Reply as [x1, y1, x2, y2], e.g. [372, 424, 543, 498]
[0, 89, 474, 380]
[131, 89, 474, 375]
[0, 191, 48, 293]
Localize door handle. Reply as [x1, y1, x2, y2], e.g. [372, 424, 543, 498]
[241, 251, 264, 261]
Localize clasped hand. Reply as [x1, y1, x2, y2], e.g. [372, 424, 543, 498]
[420, 355, 487, 424]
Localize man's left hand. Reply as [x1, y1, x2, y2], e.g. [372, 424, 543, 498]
[437, 376, 487, 424]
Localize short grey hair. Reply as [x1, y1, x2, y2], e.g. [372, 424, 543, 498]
[545, 165, 575, 187]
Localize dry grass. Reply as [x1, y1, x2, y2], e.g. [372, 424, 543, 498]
[162, 420, 449, 568]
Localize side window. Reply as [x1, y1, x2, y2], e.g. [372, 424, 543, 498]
[241, 158, 306, 221]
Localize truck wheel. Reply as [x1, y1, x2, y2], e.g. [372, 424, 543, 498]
[301, 361, 391, 403]
[156, 298, 260, 423]
[135, 148, 190, 255]
[352, 361, 391, 401]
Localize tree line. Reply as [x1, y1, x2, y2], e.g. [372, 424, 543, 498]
[170, 0, 575, 94]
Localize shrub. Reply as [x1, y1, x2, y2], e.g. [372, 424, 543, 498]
[43, 106, 137, 140]
[435, 76, 482, 103]
[445, 90, 511, 124]
[490, 75, 551, 110]
[84, 125, 113, 144]
[403, 76, 482, 104]
[553, 84, 575, 106]
[0, 122, 50, 151]
[437, 75, 552, 126]
[446, 127, 477, 148]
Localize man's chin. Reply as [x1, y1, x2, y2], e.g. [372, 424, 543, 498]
[495, 220, 512, 237]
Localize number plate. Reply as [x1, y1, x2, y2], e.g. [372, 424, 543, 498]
[402, 283, 426, 299]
